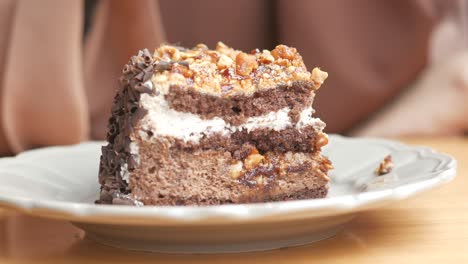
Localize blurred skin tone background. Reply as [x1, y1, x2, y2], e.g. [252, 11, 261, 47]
[0, 0, 466, 156]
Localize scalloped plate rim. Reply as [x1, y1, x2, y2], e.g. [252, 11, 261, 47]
[0, 135, 457, 225]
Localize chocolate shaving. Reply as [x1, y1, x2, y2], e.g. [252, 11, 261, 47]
[142, 49, 152, 65]
[97, 49, 156, 204]
[155, 61, 172, 72]
[134, 83, 153, 94]
[176, 61, 190, 67]
[122, 64, 132, 74]
[143, 66, 154, 82]
[135, 61, 147, 71]
[134, 71, 145, 81]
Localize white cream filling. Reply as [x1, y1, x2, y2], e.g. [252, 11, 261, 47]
[137, 80, 324, 143]
[296, 106, 316, 129]
[121, 142, 139, 183]
[120, 163, 130, 182]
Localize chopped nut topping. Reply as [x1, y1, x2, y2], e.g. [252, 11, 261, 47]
[244, 153, 265, 170]
[271, 45, 297, 60]
[315, 132, 329, 149]
[311, 68, 328, 89]
[157, 45, 180, 61]
[235, 52, 258, 76]
[255, 175, 265, 185]
[171, 63, 193, 78]
[323, 159, 334, 171]
[150, 42, 327, 96]
[275, 58, 291, 67]
[375, 155, 394, 176]
[217, 54, 234, 69]
[216, 41, 238, 59]
[258, 50, 275, 64]
[195, 43, 208, 50]
[249, 148, 260, 155]
[236, 151, 332, 188]
[229, 161, 244, 179]
[215, 41, 228, 51]
[205, 50, 219, 62]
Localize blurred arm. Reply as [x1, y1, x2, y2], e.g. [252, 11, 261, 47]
[352, 51, 468, 137]
[84, 0, 166, 139]
[2, 0, 89, 153]
[353, 7, 468, 137]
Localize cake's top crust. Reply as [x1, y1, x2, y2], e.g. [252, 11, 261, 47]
[148, 42, 328, 96]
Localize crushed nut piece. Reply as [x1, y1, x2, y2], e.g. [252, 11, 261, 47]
[157, 45, 180, 61]
[323, 160, 334, 171]
[275, 58, 291, 67]
[230, 161, 244, 179]
[244, 153, 264, 170]
[258, 50, 275, 64]
[293, 71, 310, 80]
[249, 148, 260, 155]
[375, 155, 394, 176]
[216, 41, 238, 59]
[235, 52, 258, 76]
[271, 45, 297, 60]
[255, 175, 265, 185]
[315, 132, 329, 149]
[217, 54, 234, 69]
[250, 48, 260, 55]
[194, 43, 208, 50]
[216, 41, 228, 51]
[311, 67, 328, 89]
[205, 50, 219, 62]
[171, 63, 193, 78]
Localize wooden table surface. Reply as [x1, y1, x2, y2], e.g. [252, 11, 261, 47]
[0, 137, 466, 263]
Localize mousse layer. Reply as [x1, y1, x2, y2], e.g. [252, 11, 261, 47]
[125, 137, 331, 205]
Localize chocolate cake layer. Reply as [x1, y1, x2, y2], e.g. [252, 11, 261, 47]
[165, 81, 314, 125]
[168, 125, 328, 156]
[121, 137, 331, 206]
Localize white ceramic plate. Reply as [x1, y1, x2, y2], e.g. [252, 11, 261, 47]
[0, 135, 456, 253]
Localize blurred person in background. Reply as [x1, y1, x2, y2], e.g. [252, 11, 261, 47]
[0, 0, 466, 156]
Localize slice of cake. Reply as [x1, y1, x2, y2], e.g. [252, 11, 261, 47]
[97, 42, 332, 206]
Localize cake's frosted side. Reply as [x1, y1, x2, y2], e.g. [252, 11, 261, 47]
[97, 43, 331, 206]
[97, 50, 155, 205]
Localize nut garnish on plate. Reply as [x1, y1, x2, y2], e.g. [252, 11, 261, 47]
[375, 155, 394, 176]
